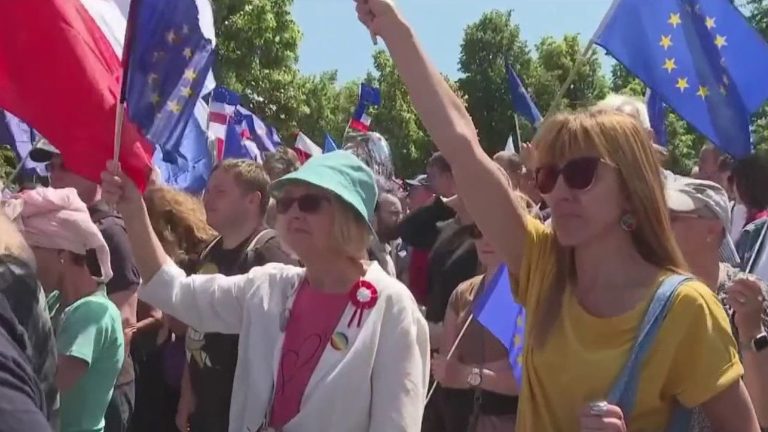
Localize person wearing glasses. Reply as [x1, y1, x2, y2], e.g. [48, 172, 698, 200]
[99, 150, 430, 432]
[353, 1, 757, 431]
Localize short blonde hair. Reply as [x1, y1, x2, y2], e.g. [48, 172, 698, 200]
[330, 196, 372, 261]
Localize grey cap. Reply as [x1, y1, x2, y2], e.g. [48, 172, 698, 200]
[665, 176, 740, 265]
[28, 138, 60, 163]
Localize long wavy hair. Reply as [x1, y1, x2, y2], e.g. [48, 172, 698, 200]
[144, 186, 216, 272]
[531, 109, 687, 345]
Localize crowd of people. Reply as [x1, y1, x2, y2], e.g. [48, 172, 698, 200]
[1, 1, 768, 431]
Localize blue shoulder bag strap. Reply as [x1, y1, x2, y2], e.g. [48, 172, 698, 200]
[606, 274, 693, 432]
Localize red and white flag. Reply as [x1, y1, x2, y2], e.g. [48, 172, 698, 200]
[294, 132, 322, 164]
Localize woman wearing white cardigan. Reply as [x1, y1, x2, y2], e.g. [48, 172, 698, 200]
[101, 151, 430, 432]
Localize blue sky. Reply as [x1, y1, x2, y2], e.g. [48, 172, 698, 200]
[292, 0, 615, 83]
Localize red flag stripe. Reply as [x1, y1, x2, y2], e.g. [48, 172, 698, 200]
[0, 0, 152, 190]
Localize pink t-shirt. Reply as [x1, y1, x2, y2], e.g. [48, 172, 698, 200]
[269, 281, 350, 428]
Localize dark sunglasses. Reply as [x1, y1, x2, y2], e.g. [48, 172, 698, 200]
[275, 193, 330, 215]
[534, 157, 603, 195]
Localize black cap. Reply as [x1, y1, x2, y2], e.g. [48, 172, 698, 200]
[28, 139, 60, 163]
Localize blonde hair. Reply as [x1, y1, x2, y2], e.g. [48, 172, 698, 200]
[330, 196, 372, 261]
[0, 211, 35, 268]
[532, 109, 687, 345]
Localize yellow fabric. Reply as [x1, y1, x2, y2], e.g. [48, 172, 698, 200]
[512, 217, 743, 432]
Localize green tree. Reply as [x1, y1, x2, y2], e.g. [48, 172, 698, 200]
[292, 71, 355, 145]
[747, 0, 768, 152]
[609, 63, 644, 96]
[0, 145, 17, 185]
[368, 50, 441, 177]
[457, 10, 534, 153]
[530, 34, 609, 112]
[211, 0, 305, 132]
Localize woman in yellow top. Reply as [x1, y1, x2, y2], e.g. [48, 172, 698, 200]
[353, 1, 760, 431]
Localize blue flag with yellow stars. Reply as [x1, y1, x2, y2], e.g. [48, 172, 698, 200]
[472, 265, 526, 386]
[594, 0, 768, 158]
[123, 0, 215, 161]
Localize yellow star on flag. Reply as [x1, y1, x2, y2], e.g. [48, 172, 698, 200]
[147, 73, 159, 84]
[152, 51, 164, 62]
[167, 100, 182, 113]
[182, 48, 193, 60]
[516, 315, 524, 327]
[660, 35, 673, 50]
[183, 68, 197, 81]
[516, 354, 523, 367]
[662, 58, 677, 73]
[166, 29, 177, 44]
[668, 13, 682, 28]
[180, 86, 192, 97]
[705, 16, 716, 29]
[676, 77, 689, 92]
[695, 3, 702, 14]
[719, 84, 727, 95]
[149, 92, 160, 105]
[514, 334, 522, 347]
[182, 24, 190, 35]
[714, 34, 727, 49]
[696, 85, 710, 99]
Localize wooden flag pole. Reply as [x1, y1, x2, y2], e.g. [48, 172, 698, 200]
[113, 102, 125, 162]
[424, 313, 474, 405]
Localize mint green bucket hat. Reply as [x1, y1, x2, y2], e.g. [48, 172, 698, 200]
[269, 150, 378, 231]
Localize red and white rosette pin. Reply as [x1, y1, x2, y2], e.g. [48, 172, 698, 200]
[347, 279, 379, 328]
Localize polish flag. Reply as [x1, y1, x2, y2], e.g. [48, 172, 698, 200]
[0, 0, 154, 189]
[293, 132, 322, 164]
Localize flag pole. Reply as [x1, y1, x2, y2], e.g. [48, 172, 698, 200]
[513, 114, 523, 153]
[113, 103, 125, 162]
[424, 314, 474, 404]
[543, 0, 620, 118]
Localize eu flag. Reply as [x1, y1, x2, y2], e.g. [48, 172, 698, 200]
[472, 265, 526, 385]
[646, 89, 668, 147]
[123, 0, 215, 160]
[505, 62, 543, 126]
[594, 0, 768, 158]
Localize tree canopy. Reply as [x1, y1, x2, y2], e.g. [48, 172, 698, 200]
[3, 0, 768, 182]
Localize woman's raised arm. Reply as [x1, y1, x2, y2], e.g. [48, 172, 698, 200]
[356, 0, 530, 272]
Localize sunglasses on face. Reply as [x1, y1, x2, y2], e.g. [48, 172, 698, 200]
[534, 157, 603, 195]
[275, 193, 330, 215]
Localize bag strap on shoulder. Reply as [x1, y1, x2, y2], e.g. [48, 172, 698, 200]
[607, 274, 692, 431]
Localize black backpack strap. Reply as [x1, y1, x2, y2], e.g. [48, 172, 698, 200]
[241, 229, 278, 270]
[199, 236, 222, 263]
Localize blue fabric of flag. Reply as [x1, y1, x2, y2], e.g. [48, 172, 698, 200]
[0, 110, 46, 175]
[323, 133, 338, 153]
[594, 0, 768, 158]
[222, 112, 251, 160]
[646, 89, 668, 147]
[505, 62, 543, 126]
[124, 0, 215, 162]
[472, 265, 526, 385]
[351, 83, 381, 124]
[152, 98, 211, 194]
[236, 106, 279, 153]
[210, 85, 240, 106]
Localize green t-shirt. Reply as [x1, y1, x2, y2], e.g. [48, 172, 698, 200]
[56, 289, 124, 432]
